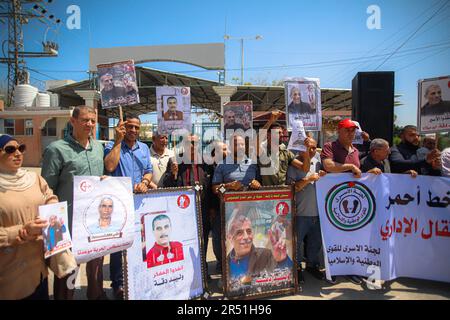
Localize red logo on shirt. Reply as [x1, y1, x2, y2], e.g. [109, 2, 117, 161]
[276, 202, 289, 216]
[177, 195, 190, 209]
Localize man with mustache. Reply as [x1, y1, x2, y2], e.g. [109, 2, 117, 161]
[146, 214, 184, 268]
[163, 96, 184, 121]
[100, 72, 127, 107]
[227, 212, 274, 283]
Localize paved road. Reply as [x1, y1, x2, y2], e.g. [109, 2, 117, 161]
[46, 242, 450, 300]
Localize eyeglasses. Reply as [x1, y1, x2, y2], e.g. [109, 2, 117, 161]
[2, 144, 26, 154]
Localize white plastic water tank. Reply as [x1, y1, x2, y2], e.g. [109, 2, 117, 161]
[49, 93, 59, 107]
[13, 84, 38, 108]
[36, 92, 51, 108]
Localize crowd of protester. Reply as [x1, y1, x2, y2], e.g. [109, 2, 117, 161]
[0, 105, 446, 300]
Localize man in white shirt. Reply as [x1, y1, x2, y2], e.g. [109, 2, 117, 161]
[150, 131, 174, 186]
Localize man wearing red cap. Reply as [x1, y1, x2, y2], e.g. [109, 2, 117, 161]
[320, 118, 363, 285]
[321, 119, 362, 178]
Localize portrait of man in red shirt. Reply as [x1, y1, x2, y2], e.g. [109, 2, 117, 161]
[146, 214, 184, 268]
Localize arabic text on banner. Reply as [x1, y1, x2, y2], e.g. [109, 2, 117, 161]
[316, 173, 450, 283]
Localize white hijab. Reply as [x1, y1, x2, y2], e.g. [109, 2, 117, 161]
[0, 168, 37, 192]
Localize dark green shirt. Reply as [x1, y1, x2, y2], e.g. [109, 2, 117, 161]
[41, 135, 105, 225]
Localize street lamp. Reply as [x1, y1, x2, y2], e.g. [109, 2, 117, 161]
[224, 35, 263, 85]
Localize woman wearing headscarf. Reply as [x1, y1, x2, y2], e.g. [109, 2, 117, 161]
[0, 134, 75, 300]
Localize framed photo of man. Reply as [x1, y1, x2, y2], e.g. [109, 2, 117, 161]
[124, 187, 206, 300]
[222, 101, 253, 140]
[156, 86, 192, 135]
[220, 186, 297, 299]
[97, 60, 140, 109]
[285, 79, 322, 132]
[418, 76, 450, 133]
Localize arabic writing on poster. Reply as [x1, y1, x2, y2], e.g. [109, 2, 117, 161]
[77, 241, 133, 256]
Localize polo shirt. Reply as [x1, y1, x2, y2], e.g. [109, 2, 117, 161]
[321, 139, 360, 169]
[150, 146, 174, 185]
[104, 140, 153, 186]
[41, 135, 104, 226]
[212, 156, 259, 186]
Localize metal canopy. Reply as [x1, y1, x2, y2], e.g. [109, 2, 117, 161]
[48, 67, 355, 117]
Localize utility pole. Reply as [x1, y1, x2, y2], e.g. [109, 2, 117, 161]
[223, 34, 263, 86]
[0, 0, 61, 107]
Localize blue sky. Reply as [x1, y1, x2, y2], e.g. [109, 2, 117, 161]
[1, 0, 449, 126]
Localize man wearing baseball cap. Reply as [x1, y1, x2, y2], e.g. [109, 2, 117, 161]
[320, 118, 363, 285]
[321, 119, 361, 178]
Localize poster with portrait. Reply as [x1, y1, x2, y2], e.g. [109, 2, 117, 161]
[39, 201, 72, 259]
[287, 120, 307, 152]
[222, 101, 253, 140]
[97, 60, 140, 109]
[221, 186, 297, 299]
[125, 188, 205, 300]
[352, 121, 364, 145]
[72, 176, 135, 264]
[418, 76, 450, 133]
[156, 86, 192, 135]
[285, 79, 322, 132]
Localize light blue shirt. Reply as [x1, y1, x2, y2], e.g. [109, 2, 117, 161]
[212, 156, 259, 186]
[104, 140, 152, 186]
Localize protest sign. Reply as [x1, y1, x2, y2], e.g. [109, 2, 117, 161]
[221, 186, 297, 299]
[223, 101, 253, 140]
[156, 86, 191, 135]
[97, 60, 139, 109]
[316, 174, 450, 283]
[418, 76, 450, 134]
[72, 176, 135, 264]
[39, 201, 72, 259]
[352, 121, 364, 145]
[287, 120, 307, 152]
[125, 188, 205, 300]
[285, 79, 322, 131]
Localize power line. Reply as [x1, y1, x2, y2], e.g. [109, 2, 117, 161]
[395, 47, 450, 72]
[374, 0, 450, 70]
[327, 0, 448, 86]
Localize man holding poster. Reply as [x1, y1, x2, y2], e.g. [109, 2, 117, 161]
[104, 112, 155, 299]
[41, 105, 106, 300]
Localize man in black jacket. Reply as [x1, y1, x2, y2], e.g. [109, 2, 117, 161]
[160, 134, 215, 272]
[389, 125, 441, 176]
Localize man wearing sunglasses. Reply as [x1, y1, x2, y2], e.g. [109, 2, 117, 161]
[42, 105, 106, 300]
[104, 113, 156, 299]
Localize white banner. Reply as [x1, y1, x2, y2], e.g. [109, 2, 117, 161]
[72, 176, 135, 264]
[316, 173, 450, 283]
[126, 189, 204, 300]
